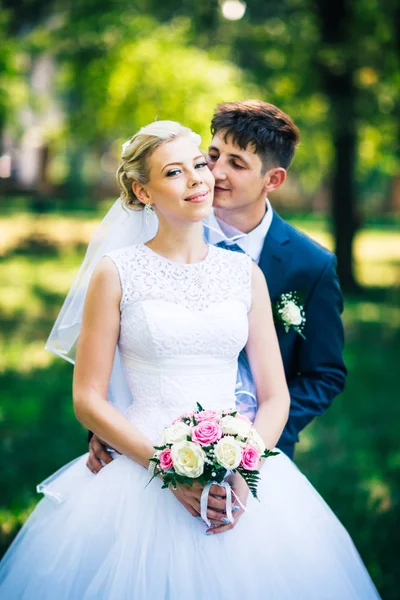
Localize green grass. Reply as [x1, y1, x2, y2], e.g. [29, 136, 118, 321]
[296, 295, 400, 596]
[0, 214, 399, 598]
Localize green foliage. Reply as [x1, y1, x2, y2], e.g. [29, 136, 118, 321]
[73, 16, 252, 146]
[1, 0, 399, 214]
[237, 468, 261, 500]
[0, 9, 29, 131]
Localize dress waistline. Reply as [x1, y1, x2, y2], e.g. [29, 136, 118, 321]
[119, 350, 237, 375]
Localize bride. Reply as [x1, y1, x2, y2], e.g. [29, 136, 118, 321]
[0, 121, 380, 599]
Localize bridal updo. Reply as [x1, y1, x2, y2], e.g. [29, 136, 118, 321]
[116, 121, 202, 210]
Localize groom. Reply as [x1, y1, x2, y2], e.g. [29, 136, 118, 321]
[87, 100, 346, 470]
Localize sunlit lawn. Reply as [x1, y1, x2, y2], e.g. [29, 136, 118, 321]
[0, 212, 399, 598]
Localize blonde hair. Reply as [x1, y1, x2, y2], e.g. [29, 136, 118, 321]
[116, 121, 202, 210]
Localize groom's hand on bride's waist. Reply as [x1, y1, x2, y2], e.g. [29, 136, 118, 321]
[87, 434, 114, 473]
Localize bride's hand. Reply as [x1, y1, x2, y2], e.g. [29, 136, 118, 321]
[206, 473, 249, 536]
[169, 481, 230, 526]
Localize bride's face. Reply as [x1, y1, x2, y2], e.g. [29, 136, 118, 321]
[138, 136, 214, 224]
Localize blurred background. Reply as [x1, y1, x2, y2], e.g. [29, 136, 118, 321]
[0, 0, 399, 596]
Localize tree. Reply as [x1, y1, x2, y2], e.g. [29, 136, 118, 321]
[312, 0, 359, 290]
[2, 0, 399, 289]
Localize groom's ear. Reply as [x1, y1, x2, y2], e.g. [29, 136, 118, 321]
[263, 167, 287, 194]
[132, 182, 151, 203]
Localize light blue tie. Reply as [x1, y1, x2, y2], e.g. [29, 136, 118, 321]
[215, 240, 245, 254]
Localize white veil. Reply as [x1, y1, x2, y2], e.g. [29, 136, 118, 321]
[45, 197, 158, 412]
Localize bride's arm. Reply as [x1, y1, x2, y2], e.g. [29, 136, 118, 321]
[74, 258, 225, 522]
[246, 262, 291, 450]
[72, 257, 154, 468]
[206, 263, 291, 536]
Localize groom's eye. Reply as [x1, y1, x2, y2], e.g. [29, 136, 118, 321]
[230, 160, 245, 170]
[208, 154, 218, 161]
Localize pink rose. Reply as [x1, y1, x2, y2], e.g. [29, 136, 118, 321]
[159, 448, 173, 471]
[196, 409, 220, 423]
[191, 421, 223, 446]
[240, 445, 260, 471]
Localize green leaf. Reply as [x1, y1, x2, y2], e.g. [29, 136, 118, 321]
[294, 326, 306, 340]
[262, 449, 280, 459]
[196, 402, 204, 412]
[145, 471, 160, 487]
[239, 469, 262, 498]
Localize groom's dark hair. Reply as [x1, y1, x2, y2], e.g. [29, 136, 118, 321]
[211, 100, 300, 172]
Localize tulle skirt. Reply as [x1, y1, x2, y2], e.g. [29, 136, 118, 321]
[0, 451, 380, 599]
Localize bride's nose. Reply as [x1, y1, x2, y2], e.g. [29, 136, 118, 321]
[188, 170, 203, 187]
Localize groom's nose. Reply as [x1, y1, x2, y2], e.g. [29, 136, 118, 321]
[210, 159, 227, 181]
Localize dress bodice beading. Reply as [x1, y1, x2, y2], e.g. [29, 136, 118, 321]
[105, 244, 252, 440]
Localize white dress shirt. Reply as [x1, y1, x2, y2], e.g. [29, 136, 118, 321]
[206, 199, 273, 264]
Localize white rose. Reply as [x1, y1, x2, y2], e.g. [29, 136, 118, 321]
[171, 441, 205, 478]
[281, 301, 302, 326]
[220, 415, 251, 439]
[163, 422, 191, 445]
[214, 436, 243, 470]
[246, 428, 266, 454]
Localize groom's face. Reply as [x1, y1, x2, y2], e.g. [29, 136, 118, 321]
[207, 133, 268, 213]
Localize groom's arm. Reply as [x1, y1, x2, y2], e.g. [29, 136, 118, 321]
[278, 255, 347, 449]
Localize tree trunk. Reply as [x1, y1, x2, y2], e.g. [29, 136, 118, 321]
[313, 0, 360, 292]
[329, 72, 359, 291]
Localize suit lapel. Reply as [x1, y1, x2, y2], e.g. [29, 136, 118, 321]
[258, 211, 293, 303]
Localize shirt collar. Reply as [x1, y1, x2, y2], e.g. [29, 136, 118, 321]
[205, 198, 273, 244]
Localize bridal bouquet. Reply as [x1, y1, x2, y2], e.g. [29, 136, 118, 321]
[148, 403, 278, 501]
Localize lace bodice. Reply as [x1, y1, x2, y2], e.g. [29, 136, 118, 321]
[106, 244, 252, 440]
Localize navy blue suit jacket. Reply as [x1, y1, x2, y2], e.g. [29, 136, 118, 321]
[238, 211, 347, 459]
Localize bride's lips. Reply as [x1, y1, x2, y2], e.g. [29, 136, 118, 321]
[184, 190, 209, 203]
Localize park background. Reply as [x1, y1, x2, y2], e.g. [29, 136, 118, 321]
[0, 1, 399, 597]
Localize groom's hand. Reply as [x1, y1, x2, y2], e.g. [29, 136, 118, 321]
[87, 434, 114, 473]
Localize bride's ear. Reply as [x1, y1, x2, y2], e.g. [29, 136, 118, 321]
[132, 182, 151, 204]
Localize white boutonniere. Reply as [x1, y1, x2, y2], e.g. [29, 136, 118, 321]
[273, 291, 306, 340]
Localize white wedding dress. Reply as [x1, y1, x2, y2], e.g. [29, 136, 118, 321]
[0, 244, 380, 599]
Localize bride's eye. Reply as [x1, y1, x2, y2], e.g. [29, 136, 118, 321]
[166, 168, 181, 177]
[195, 162, 208, 169]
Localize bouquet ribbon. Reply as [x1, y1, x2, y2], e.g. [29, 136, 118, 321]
[200, 480, 234, 527]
